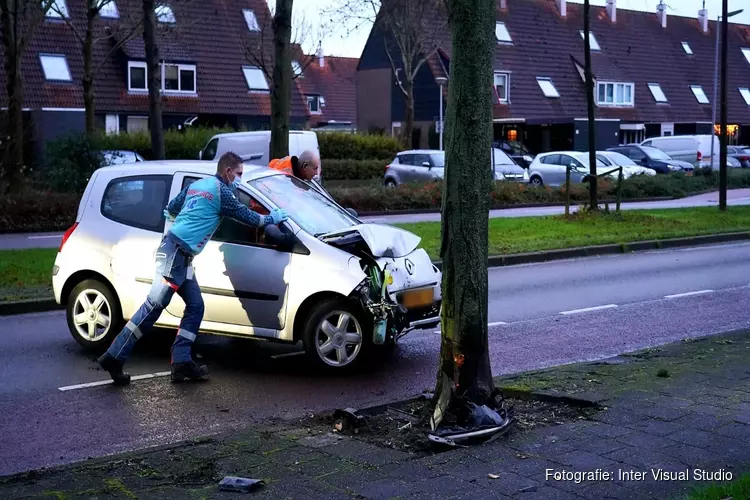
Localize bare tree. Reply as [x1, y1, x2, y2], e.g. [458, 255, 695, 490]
[331, 0, 444, 147]
[269, 0, 293, 159]
[141, 0, 163, 158]
[51, 0, 142, 135]
[0, 0, 55, 193]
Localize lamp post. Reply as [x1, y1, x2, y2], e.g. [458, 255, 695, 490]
[719, 6, 742, 211]
[436, 76, 447, 150]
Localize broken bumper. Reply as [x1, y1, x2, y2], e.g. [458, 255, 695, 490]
[405, 301, 441, 330]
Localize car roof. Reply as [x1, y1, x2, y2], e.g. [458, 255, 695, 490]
[538, 151, 580, 155]
[211, 130, 316, 140]
[398, 150, 442, 154]
[95, 160, 281, 183]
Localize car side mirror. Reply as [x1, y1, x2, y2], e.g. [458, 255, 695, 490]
[422, 162, 432, 169]
[346, 207, 359, 218]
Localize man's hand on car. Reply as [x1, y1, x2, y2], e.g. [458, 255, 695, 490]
[269, 208, 289, 225]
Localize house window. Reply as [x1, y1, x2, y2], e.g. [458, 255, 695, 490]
[39, 54, 72, 82]
[307, 95, 322, 114]
[536, 77, 560, 98]
[739, 88, 750, 106]
[682, 42, 693, 55]
[242, 66, 268, 91]
[292, 60, 302, 77]
[243, 9, 260, 31]
[126, 116, 149, 133]
[690, 85, 709, 104]
[128, 61, 148, 91]
[495, 22, 512, 43]
[743, 48, 750, 64]
[46, 0, 68, 18]
[494, 72, 509, 102]
[105, 114, 120, 135]
[99, 0, 119, 19]
[580, 30, 600, 51]
[155, 4, 175, 23]
[648, 83, 667, 103]
[162, 63, 196, 93]
[597, 81, 634, 106]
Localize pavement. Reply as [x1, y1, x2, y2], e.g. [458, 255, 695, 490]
[1, 242, 750, 478]
[4, 189, 750, 250]
[1, 329, 749, 499]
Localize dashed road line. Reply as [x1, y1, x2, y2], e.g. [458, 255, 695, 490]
[664, 290, 714, 299]
[560, 304, 618, 316]
[28, 235, 63, 240]
[58, 371, 171, 391]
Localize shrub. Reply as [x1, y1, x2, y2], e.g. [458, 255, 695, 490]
[323, 159, 387, 180]
[318, 132, 401, 161]
[94, 126, 233, 160]
[0, 191, 78, 233]
[42, 133, 104, 193]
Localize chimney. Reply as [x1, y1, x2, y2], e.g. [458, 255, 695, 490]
[698, 7, 709, 33]
[557, 0, 566, 17]
[606, 0, 616, 23]
[657, 0, 667, 28]
[316, 42, 325, 68]
[499, 0, 507, 9]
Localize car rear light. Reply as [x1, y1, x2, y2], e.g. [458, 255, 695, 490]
[697, 151, 703, 162]
[385, 164, 391, 172]
[739, 156, 750, 161]
[59, 223, 78, 253]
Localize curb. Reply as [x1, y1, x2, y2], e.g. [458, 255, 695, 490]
[0, 299, 62, 316]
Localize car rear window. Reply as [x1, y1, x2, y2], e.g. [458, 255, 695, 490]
[101, 175, 171, 232]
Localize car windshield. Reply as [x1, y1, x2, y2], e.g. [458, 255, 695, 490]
[250, 174, 357, 237]
[492, 148, 515, 165]
[430, 152, 445, 168]
[574, 155, 606, 168]
[642, 146, 671, 161]
[604, 152, 637, 167]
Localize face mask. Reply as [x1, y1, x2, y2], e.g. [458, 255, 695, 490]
[231, 176, 241, 188]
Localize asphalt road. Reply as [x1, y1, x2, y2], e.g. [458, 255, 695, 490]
[1, 243, 749, 476]
[4, 189, 750, 250]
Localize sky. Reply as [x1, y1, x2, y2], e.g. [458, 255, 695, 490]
[273, 0, 750, 58]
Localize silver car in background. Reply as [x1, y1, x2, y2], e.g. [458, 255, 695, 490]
[527, 151, 608, 187]
[596, 151, 656, 178]
[53, 161, 442, 370]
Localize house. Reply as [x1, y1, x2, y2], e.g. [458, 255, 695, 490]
[0, 0, 311, 155]
[357, 0, 750, 153]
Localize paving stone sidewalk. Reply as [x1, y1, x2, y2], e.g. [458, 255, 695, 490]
[2, 331, 750, 500]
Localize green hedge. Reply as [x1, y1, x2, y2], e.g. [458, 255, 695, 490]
[94, 127, 234, 160]
[323, 159, 386, 180]
[318, 132, 401, 161]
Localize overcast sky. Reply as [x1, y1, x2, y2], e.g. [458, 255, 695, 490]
[274, 0, 750, 58]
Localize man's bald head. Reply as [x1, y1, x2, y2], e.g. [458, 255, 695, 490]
[297, 150, 320, 181]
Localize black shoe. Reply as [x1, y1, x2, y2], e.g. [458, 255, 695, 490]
[171, 361, 209, 383]
[97, 353, 131, 386]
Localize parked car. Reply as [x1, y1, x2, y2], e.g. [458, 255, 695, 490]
[53, 161, 441, 370]
[595, 151, 656, 178]
[493, 139, 535, 168]
[640, 135, 719, 168]
[607, 145, 694, 175]
[199, 130, 322, 181]
[526, 151, 607, 187]
[383, 148, 528, 187]
[101, 150, 144, 166]
[727, 156, 742, 168]
[727, 146, 750, 168]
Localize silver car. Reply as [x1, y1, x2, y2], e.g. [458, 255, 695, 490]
[383, 149, 528, 187]
[595, 151, 656, 179]
[527, 151, 608, 187]
[53, 161, 442, 370]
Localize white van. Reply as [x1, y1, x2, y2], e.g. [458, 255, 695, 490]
[640, 135, 719, 168]
[199, 130, 321, 178]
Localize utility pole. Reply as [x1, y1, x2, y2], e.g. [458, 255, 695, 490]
[719, 0, 728, 211]
[583, 0, 597, 210]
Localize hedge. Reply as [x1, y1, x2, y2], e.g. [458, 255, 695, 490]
[318, 132, 401, 161]
[94, 127, 234, 160]
[323, 159, 387, 180]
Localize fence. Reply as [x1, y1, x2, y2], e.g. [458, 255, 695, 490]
[564, 164, 624, 216]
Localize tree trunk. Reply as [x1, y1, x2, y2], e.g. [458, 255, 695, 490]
[718, 0, 728, 211]
[1, 0, 24, 193]
[83, 7, 96, 135]
[142, 0, 164, 159]
[404, 78, 415, 149]
[269, 0, 293, 160]
[432, 0, 495, 430]
[583, 0, 597, 209]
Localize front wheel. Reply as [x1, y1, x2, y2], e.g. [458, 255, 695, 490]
[66, 279, 122, 352]
[529, 175, 543, 187]
[302, 298, 369, 371]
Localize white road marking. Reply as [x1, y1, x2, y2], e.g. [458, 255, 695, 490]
[58, 371, 171, 391]
[560, 304, 618, 316]
[28, 235, 63, 240]
[664, 290, 714, 299]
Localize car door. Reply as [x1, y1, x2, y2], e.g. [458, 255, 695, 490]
[535, 154, 560, 185]
[559, 154, 584, 184]
[164, 173, 292, 336]
[410, 153, 433, 183]
[392, 154, 413, 184]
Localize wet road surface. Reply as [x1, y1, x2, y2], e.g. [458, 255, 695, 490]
[1, 243, 749, 475]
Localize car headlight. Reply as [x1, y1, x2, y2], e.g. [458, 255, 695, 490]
[495, 171, 505, 180]
[523, 170, 529, 181]
[667, 164, 681, 171]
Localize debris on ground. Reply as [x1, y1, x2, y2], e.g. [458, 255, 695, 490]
[218, 476, 264, 493]
[333, 408, 366, 434]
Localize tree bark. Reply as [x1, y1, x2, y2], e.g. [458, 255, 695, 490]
[142, 0, 164, 159]
[270, 0, 293, 160]
[83, 4, 96, 135]
[404, 78, 415, 148]
[432, 0, 495, 430]
[583, 0, 597, 209]
[718, 0, 728, 211]
[1, 0, 24, 193]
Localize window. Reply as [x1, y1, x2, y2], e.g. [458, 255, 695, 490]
[155, 4, 175, 23]
[740, 88, 750, 106]
[127, 116, 148, 133]
[105, 114, 120, 135]
[99, 0, 119, 18]
[243, 9, 260, 31]
[742, 48, 750, 64]
[398, 154, 413, 165]
[46, 0, 68, 18]
[202, 138, 218, 161]
[292, 60, 302, 77]
[648, 83, 667, 103]
[307, 95, 322, 114]
[243, 66, 268, 91]
[494, 72, 509, 102]
[413, 154, 431, 167]
[536, 77, 559, 98]
[690, 85, 709, 104]
[128, 61, 147, 91]
[597, 82, 634, 106]
[580, 30, 600, 51]
[682, 42, 693, 55]
[540, 154, 560, 165]
[495, 22, 512, 43]
[39, 54, 72, 81]
[101, 175, 171, 233]
[162, 63, 196, 93]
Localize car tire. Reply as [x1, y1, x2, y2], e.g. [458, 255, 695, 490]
[66, 279, 123, 352]
[529, 175, 543, 187]
[302, 298, 371, 372]
[384, 179, 397, 188]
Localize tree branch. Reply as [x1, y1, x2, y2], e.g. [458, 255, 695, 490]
[19, 0, 56, 53]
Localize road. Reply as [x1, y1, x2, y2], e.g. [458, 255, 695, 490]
[4, 189, 750, 250]
[1, 242, 749, 476]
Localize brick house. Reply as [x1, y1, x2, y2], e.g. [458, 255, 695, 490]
[357, 0, 750, 153]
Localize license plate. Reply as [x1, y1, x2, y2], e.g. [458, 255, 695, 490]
[401, 289, 434, 309]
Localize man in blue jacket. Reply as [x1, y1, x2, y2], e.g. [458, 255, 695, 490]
[97, 152, 288, 385]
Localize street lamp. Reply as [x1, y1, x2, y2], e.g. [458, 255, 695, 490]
[710, 8, 743, 168]
[436, 76, 448, 150]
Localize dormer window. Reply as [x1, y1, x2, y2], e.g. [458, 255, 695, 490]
[40, 54, 72, 81]
[242, 66, 269, 91]
[495, 22, 512, 43]
[155, 4, 175, 23]
[580, 30, 601, 51]
[597, 81, 633, 106]
[537, 77, 560, 98]
[243, 9, 260, 31]
[690, 85, 709, 104]
[648, 83, 667, 103]
[46, 0, 68, 18]
[743, 48, 750, 64]
[682, 42, 693, 55]
[307, 95, 323, 114]
[99, 0, 119, 19]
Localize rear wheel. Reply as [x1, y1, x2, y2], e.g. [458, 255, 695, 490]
[529, 175, 543, 187]
[302, 298, 370, 371]
[66, 279, 122, 352]
[384, 179, 397, 188]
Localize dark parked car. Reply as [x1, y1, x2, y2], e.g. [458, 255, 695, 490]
[493, 140, 535, 168]
[727, 146, 750, 168]
[606, 145, 694, 175]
